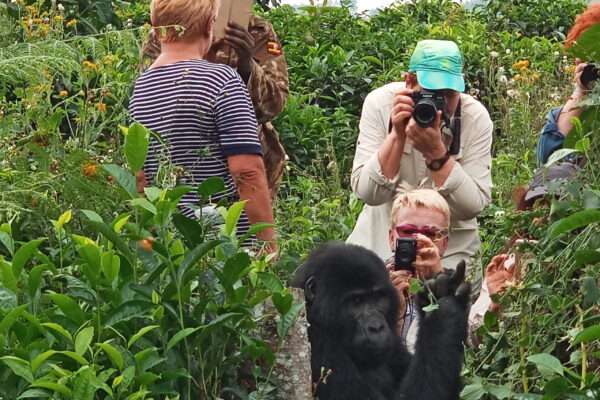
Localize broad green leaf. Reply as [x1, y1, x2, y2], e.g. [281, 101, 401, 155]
[544, 149, 579, 167]
[128, 325, 159, 348]
[130, 198, 157, 215]
[527, 353, 564, 376]
[31, 350, 57, 373]
[0, 258, 17, 294]
[548, 210, 600, 238]
[582, 277, 600, 307]
[77, 244, 101, 285]
[176, 240, 223, 284]
[1, 356, 34, 383]
[565, 23, 600, 61]
[53, 209, 72, 232]
[105, 300, 155, 326]
[12, 239, 44, 278]
[86, 221, 134, 265]
[0, 231, 14, 256]
[75, 326, 94, 356]
[144, 187, 162, 202]
[461, 381, 485, 400]
[27, 264, 49, 298]
[225, 200, 247, 236]
[102, 164, 137, 199]
[0, 285, 17, 309]
[0, 304, 28, 335]
[277, 302, 304, 339]
[58, 350, 89, 365]
[166, 327, 200, 352]
[48, 294, 86, 325]
[71, 234, 96, 246]
[96, 342, 124, 370]
[113, 214, 131, 233]
[80, 209, 104, 222]
[172, 214, 204, 248]
[360, 55, 383, 67]
[17, 389, 52, 399]
[124, 122, 149, 173]
[257, 272, 284, 294]
[572, 324, 600, 345]
[73, 366, 98, 400]
[237, 222, 275, 246]
[41, 322, 73, 342]
[272, 291, 293, 315]
[222, 252, 251, 284]
[101, 251, 120, 283]
[30, 382, 71, 397]
[574, 250, 600, 266]
[197, 177, 226, 197]
[125, 390, 150, 400]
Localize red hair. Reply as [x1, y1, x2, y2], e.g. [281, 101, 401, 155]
[565, 4, 600, 48]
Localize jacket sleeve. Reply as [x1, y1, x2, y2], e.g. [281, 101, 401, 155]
[350, 90, 400, 206]
[246, 16, 289, 125]
[536, 106, 565, 164]
[436, 115, 493, 221]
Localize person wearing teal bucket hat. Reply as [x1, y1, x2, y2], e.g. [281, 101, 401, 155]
[346, 39, 493, 296]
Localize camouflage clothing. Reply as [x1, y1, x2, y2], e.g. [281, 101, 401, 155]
[142, 15, 289, 200]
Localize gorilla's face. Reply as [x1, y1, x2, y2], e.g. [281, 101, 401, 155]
[342, 285, 396, 363]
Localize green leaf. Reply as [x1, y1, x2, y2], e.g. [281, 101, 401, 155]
[460, 381, 485, 400]
[128, 325, 159, 348]
[277, 302, 304, 339]
[582, 277, 600, 307]
[0, 304, 28, 335]
[30, 382, 71, 397]
[77, 244, 101, 285]
[574, 250, 600, 266]
[102, 164, 137, 199]
[130, 198, 157, 215]
[41, 322, 73, 342]
[1, 356, 34, 383]
[176, 240, 223, 284]
[31, 350, 57, 373]
[96, 342, 124, 370]
[166, 327, 200, 352]
[548, 210, 600, 238]
[27, 264, 49, 298]
[225, 200, 247, 236]
[75, 326, 94, 356]
[73, 366, 98, 400]
[105, 300, 155, 326]
[272, 292, 293, 315]
[18, 389, 52, 399]
[58, 350, 90, 365]
[124, 122, 149, 174]
[197, 177, 226, 197]
[53, 209, 72, 232]
[544, 149, 579, 167]
[0, 231, 14, 256]
[101, 251, 120, 283]
[360, 55, 383, 67]
[223, 252, 251, 284]
[257, 272, 284, 294]
[172, 214, 204, 248]
[12, 239, 44, 278]
[572, 324, 600, 345]
[86, 220, 134, 265]
[527, 353, 564, 376]
[565, 23, 600, 61]
[0, 258, 17, 294]
[48, 294, 86, 325]
[237, 222, 275, 246]
[0, 285, 17, 309]
[80, 209, 104, 222]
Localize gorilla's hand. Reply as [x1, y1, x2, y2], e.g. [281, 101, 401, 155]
[417, 260, 471, 314]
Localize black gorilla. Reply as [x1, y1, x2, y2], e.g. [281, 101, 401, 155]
[291, 243, 470, 400]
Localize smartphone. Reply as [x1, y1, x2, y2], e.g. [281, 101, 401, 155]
[212, 0, 253, 39]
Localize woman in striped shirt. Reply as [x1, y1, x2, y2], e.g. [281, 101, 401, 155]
[130, 0, 277, 255]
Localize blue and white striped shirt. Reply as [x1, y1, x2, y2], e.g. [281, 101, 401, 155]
[130, 59, 261, 234]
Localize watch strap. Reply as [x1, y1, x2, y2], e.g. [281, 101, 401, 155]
[426, 151, 451, 171]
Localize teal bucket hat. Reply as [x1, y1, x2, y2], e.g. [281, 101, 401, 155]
[408, 40, 465, 92]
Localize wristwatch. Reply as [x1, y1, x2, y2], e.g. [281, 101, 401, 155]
[426, 151, 451, 171]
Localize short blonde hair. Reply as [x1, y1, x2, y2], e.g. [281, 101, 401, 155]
[390, 188, 450, 228]
[150, 0, 220, 42]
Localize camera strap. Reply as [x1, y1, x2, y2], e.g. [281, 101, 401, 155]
[448, 100, 461, 156]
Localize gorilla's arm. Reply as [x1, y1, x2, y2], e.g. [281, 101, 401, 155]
[396, 262, 471, 400]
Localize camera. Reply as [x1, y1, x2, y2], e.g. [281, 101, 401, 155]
[394, 238, 417, 273]
[580, 63, 599, 89]
[411, 89, 446, 128]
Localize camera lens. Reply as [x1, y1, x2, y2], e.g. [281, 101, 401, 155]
[413, 100, 437, 128]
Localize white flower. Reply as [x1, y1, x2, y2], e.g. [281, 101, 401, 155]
[495, 210, 506, 217]
[106, 24, 113, 30]
[57, 3, 64, 11]
[554, 51, 560, 56]
[498, 66, 505, 73]
[10, 0, 17, 4]
[490, 51, 499, 58]
[506, 89, 517, 97]
[499, 75, 508, 83]
[505, 49, 512, 54]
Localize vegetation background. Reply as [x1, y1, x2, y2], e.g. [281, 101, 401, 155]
[0, 0, 599, 398]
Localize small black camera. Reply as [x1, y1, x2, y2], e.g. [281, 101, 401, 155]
[411, 89, 446, 128]
[394, 238, 417, 273]
[581, 63, 599, 89]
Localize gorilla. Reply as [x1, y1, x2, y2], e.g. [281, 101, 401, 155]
[291, 243, 470, 400]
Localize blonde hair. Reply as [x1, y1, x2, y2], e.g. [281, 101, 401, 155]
[390, 188, 450, 228]
[150, 0, 220, 42]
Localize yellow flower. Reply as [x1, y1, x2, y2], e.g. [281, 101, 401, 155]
[514, 74, 522, 81]
[82, 60, 97, 70]
[59, 90, 68, 97]
[82, 162, 98, 177]
[520, 66, 528, 72]
[96, 103, 107, 113]
[66, 19, 77, 27]
[103, 54, 118, 65]
[532, 73, 540, 80]
[25, 5, 37, 12]
[33, 18, 43, 23]
[143, 23, 151, 28]
[53, 15, 64, 21]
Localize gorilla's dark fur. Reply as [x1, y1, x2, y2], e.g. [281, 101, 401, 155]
[291, 243, 470, 400]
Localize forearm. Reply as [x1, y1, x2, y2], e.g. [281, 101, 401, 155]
[234, 168, 275, 241]
[378, 129, 406, 179]
[437, 162, 491, 220]
[352, 154, 398, 206]
[556, 89, 587, 135]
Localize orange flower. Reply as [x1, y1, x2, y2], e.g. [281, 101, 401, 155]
[82, 60, 97, 70]
[66, 19, 77, 27]
[139, 237, 154, 251]
[59, 90, 68, 97]
[82, 162, 98, 177]
[532, 73, 540, 80]
[96, 103, 107, 112]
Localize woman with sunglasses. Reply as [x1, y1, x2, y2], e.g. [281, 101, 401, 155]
[385, 188, 512, 350]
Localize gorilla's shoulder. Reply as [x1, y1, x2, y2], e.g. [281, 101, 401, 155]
[291, 243, 388, 288]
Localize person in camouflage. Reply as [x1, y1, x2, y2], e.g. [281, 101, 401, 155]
[142, 14, 289, 201]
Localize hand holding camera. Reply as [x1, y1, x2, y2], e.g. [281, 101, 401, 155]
[394, 234, 444, 279]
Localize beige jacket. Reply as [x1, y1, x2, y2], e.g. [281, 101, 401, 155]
[346, 82, 493, 285]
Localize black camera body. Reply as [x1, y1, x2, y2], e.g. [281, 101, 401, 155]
[581, 63, 599, 89]
[411, 89, 446, 128]
[394, 238, 417, 273]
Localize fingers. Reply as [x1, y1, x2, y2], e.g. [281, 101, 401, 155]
[456, 281, 471, 307]
[485, 253, 509, 274]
